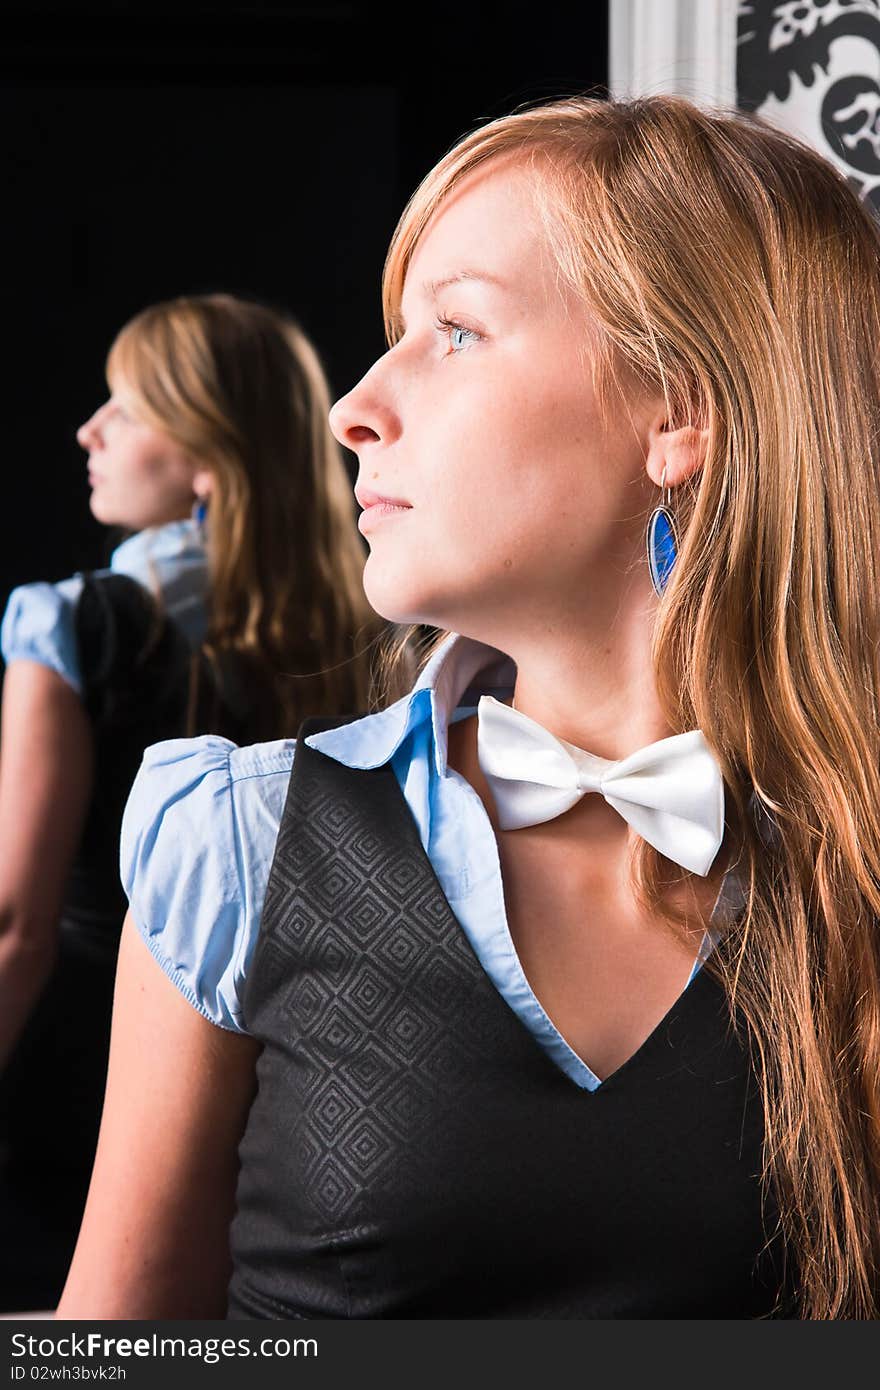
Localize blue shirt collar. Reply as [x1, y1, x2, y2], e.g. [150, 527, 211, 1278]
[109, 518, 206, 582]
[109, 518, 209, 646]
[305, 633, 516, 776]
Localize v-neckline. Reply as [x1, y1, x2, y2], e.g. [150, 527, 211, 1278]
[298, 731, 739, 1098]
[437, 754, 742, 1093]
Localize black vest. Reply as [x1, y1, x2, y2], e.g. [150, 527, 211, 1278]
[66, 572, 198, 954]
[227, 722, 789, 1319]
[66, 571, 264, 953]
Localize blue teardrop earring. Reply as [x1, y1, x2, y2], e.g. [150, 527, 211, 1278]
[646, 465, 679, 596]
[192, 495, 208, 542]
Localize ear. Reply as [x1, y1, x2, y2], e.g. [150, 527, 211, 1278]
[645, 411, 708, 488]
[191, 466, 214, 501]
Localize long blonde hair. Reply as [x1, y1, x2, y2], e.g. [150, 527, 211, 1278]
[107, 294, 381, 738]
[380, 97, 880, 1317]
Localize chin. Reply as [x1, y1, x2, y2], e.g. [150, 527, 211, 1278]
[361, 568, 458, 633]
[362, 532, 520, 633]
[89, 494, 131, 529]
[362, 570, 430, 626]
[88, 494, 112, 525]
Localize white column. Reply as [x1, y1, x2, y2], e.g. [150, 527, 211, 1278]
[609, 0, 738, 107]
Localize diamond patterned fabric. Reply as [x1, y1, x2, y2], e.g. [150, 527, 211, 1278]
[225, 720, 789, 1319]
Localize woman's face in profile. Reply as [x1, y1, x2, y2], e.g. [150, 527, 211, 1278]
[77, 391, 201, 531]
[329, 158, 658, 644]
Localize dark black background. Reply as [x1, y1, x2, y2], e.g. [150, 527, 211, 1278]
[0, 1, 608, 605]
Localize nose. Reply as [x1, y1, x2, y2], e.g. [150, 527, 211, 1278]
[76, 403, 106, 451]
[328, 357, 402, 454]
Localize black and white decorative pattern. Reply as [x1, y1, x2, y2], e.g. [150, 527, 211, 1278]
[738, 1, 880, 210]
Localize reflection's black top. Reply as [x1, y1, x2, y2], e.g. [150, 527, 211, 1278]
[67, 572, 258, 956]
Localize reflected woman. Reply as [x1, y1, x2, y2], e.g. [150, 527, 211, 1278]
[0, 293, 379, 1312]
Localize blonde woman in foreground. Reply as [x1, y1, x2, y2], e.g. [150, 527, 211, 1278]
[0, 294, 378, 1312]
[60, 99, 880, 1319]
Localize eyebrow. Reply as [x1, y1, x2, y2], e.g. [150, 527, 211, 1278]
[423, 269, 508, 297]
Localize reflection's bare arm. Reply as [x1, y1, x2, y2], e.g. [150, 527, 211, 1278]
[56, 912, 260, 1319]
[0, 661, 93, 1067]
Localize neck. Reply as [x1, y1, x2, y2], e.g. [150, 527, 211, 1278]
[474, 569, 677, 761]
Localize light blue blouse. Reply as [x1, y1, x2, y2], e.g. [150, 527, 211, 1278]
[0, 519, 209, 695]
[121, 633, 747, 1093]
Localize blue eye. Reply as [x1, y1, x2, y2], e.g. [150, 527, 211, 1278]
[435, 315, 481, 353]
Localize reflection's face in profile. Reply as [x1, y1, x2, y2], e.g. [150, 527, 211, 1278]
[76, 391, 200, 531]
[328, 159, 655, 642]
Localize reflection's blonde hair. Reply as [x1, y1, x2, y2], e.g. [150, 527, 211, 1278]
[108, 294, 381, 737]
[380, 96, 880, 1317]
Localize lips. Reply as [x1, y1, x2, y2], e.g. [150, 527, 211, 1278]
[355, 485, 413, 537]
[354, 486, 412, 511]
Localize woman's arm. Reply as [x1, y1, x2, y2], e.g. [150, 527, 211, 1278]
[0, 660, 94, 1067]
[56, 911, 261, 1319]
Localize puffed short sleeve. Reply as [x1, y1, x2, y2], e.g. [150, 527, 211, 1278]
[120, 733, 295, 1033]
[0, 577, 87, 692]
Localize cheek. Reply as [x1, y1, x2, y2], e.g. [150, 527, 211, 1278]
[445, 371, 599, 490]
[442, 395, 598, 553]
[130, 443, 192, 492]
[103, 441, 158, 485]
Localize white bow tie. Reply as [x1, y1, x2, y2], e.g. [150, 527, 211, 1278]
[476, 696, 725, 877]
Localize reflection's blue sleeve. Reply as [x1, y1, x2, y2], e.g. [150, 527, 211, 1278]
[120, 734, 296, 1034]
[0, 577, 86, 692]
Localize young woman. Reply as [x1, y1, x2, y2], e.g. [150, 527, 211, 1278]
[58, 98, 880, 1319]
[0, 293, 378, 1312]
